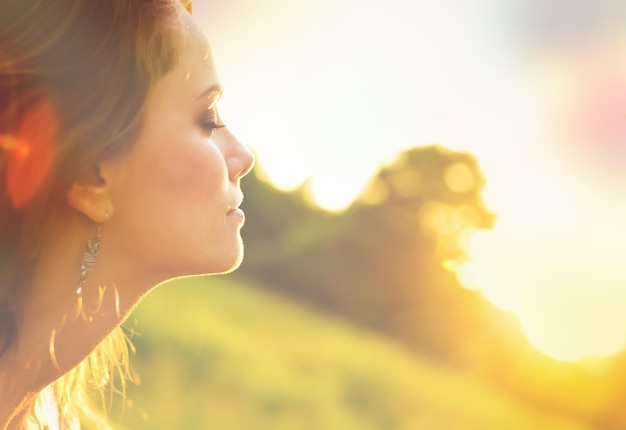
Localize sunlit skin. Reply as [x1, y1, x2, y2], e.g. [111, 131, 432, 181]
[0, 5, 254, 423]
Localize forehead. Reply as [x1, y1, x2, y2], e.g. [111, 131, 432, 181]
[176, 9, 214, 69]
[166, 9, 219, 94]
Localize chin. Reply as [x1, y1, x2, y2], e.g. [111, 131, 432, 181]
[222, 252, 245, 274]
[207, 246, 245, 275]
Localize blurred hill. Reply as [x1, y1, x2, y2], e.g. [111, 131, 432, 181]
[234, 145, 626, 429]
[121, 277, 594, 430]
[240, 145, 498, 365]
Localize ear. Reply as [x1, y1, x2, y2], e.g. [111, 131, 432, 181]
[65, 160, 119, 223]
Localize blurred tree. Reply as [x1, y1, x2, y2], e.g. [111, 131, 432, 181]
[241, 145, 500, 363]
[238, 145, 618, 428]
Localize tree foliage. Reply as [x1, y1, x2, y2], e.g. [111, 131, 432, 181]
[240, 145, 502, 362]
[237, 145, 626, 428]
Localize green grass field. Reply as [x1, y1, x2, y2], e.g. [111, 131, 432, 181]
[114, 276, 593, 430]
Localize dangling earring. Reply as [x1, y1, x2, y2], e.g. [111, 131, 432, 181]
[76, 224, 102, 295]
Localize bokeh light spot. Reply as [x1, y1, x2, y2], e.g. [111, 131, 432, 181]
[451, 204, 481, 230]
[419, 201, 452, 233]
[444, 162, 475, 194]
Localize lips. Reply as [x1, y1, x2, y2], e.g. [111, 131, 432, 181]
[226, 195, 245, 222]
[226, 208, 245, 224]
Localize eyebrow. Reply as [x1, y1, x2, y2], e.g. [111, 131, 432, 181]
[196, 84, 223, 107]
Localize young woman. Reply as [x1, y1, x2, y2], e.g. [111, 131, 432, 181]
[0, 0, 255, 427]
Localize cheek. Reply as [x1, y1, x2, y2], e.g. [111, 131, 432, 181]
[111, 136, 230, 272]
[168, 147, 223, 198]
[148, 138, 226, 203]
[117, 134, 229, 235]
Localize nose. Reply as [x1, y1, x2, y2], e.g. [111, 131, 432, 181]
[221, 128, 255, 181]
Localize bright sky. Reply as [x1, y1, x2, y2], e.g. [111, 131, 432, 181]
[195, 0, 626, 362]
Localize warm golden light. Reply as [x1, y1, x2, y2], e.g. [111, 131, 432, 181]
[199, 0, 626, 362]
[457, 213, 626, 362]
[308, 174, 368, 213]
[444, 162, 475, 194]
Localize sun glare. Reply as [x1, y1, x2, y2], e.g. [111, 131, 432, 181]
[202, 0, 626, 363]
[457, 236, 626, 362]
[308, 176, 360, 213]
[455, 164, 626, 362]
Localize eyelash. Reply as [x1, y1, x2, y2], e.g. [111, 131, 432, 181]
[200, 107, 225, 132]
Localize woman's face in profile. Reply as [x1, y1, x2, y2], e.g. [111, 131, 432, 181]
[105, 8, 255, 280]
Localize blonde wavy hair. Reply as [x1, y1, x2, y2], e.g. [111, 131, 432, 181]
[0, 0, 192, 427]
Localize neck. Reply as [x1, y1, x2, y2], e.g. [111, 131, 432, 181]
[0, 212, 152, 428]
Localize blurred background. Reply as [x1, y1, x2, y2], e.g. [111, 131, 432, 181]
[117, 0, 626, 428]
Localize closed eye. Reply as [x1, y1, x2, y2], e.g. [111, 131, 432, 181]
[200, 107, 225, 133]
